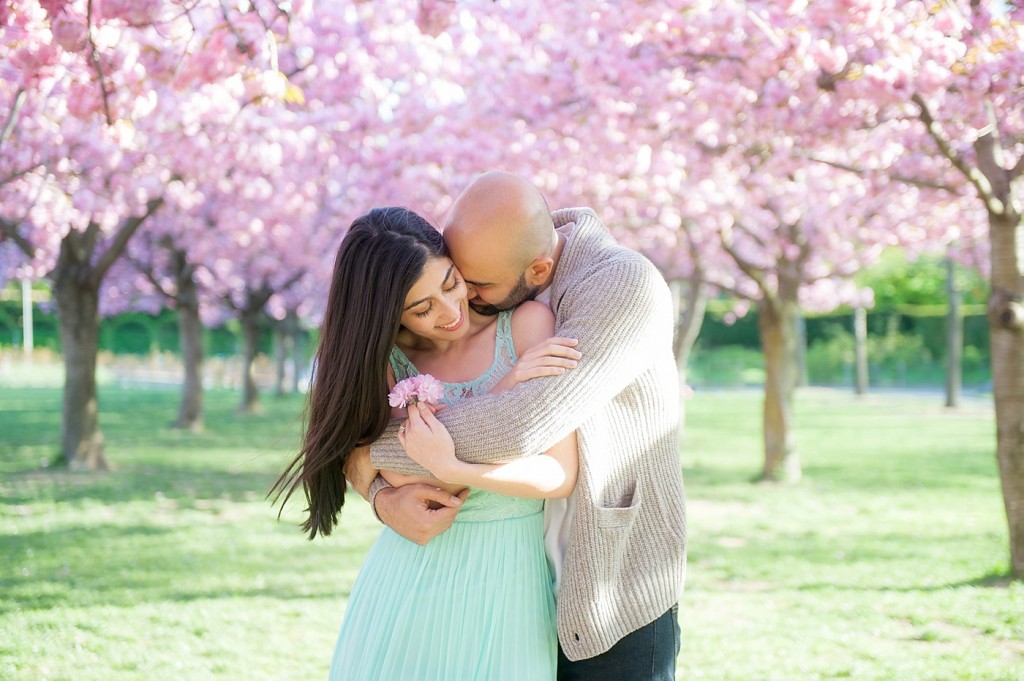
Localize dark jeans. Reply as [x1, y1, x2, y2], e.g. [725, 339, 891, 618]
[557, 604, 680, 681]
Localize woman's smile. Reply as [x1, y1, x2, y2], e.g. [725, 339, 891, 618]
[437, 305, 465, 332]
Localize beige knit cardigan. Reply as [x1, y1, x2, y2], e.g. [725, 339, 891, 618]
[370, 207, 688, 661]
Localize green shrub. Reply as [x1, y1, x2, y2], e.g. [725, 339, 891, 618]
[805, 323, 855, 385]
[687, 345, 765, 387]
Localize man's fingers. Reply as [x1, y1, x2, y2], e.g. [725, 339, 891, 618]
[417, 484, 464, 508]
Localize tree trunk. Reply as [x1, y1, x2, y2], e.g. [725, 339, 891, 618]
[273, 318, 290, 397]
[915, 83, 1022, 575]
[53, 237, 107, 470]
[239, 307, 262, 412]
[290, 316, 304, 394]
[986, 210, 1024, 577]
[668, 277, 708, 384]
[945, 257, 963, 409]
[795, 311, 809, 387]
[175, 281, 204, 430]
[758, 296, 801, 483]
[21, 278, 34, 358]
[273, 308, 302, 395]
[854, 306, 869, 395]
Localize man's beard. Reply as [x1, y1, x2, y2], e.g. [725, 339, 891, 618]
[469, 273, 539, 316]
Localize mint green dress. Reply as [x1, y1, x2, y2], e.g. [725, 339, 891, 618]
[328, 310, 557, 681]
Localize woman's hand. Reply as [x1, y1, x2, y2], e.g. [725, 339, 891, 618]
[492, 337, 580, 393]
[391, 401, 445, 420]
[398, 402, 462, 483]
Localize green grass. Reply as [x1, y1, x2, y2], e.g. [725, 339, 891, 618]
[1, 386, 1021, 680]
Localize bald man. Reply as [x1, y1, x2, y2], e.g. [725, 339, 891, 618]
[347, 171, 687, 680]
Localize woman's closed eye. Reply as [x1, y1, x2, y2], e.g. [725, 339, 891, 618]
[413, 277, 462, 318]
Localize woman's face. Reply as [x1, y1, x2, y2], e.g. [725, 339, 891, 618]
[400, 256, 470, 340]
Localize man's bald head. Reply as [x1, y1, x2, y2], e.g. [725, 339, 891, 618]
[444, 171, 554, 268]
[442, 171, 559, 315]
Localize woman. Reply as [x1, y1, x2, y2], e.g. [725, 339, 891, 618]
[271, 207, 579, 680]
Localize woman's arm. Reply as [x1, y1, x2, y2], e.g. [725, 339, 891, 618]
[380, 468, 464, 495]
[363, 366, 457, 493]
[401, 402, 577, 498]
[398, 301, 580, 499]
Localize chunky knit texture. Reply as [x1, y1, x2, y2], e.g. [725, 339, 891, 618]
[370, 207, 688, 661]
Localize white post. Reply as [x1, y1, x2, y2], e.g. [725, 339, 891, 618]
[21, 278, 33, 357]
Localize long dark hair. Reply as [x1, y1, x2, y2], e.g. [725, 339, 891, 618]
[270, 207, 446, 538]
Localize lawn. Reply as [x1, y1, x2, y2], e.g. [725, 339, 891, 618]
[0, 385, 1021, 680]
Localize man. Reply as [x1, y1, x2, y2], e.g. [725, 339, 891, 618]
[347, 171, 687, 679]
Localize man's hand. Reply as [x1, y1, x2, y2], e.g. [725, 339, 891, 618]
[491, 337, 580, 393]
[375, 484, 469, 545]
[343, 445, 377, 501]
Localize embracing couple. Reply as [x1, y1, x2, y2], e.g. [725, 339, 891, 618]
[273, 171, 688, 680]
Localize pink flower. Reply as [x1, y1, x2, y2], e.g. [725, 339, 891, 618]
[388, 374, 444, 408]
[388, 380, 415, 408]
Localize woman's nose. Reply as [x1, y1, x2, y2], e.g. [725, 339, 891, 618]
[441, 297, 460, 317]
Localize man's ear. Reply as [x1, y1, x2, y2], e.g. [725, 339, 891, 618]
[526, 256, 554, 285]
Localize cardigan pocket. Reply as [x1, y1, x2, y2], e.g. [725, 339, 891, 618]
[593, 481, 643, 529]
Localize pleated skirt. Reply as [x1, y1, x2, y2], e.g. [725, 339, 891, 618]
[328, 493, 556, 681]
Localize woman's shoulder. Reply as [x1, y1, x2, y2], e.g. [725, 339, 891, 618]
[511, 300, 554, 327]
[509, 301, 555, 356]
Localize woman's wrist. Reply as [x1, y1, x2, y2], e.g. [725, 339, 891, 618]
[435, 458, 472, 486]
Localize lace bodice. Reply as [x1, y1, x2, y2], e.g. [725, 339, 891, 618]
[389, 310, 518, 405]
[389, 309, 542, 522]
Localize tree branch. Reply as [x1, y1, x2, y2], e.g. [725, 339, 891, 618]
[86, 0, 115, 126]
[277, 268, 305, 295]
[125, 252, 177, 301]
[94, 197, 165, 280]
[912, 92, 1003, 213]
[803, 153, 962, 194]
[701, 276, 755, 302]
[0, 163, 44, 188]
[220, 0, 254, 56]
[720, 223, 771, 301]
[1010, 153, 1024, 182]
[0, 215, 34, 257]
[1, 88, 27, 152]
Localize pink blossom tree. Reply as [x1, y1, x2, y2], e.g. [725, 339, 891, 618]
[812, 0, 1024, 574]
[391, 0, 939, 483]
[0, 0, 293, 468]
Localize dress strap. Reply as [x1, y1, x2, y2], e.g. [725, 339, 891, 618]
[487, 309, 518, 386]
[389, 346, 418, 382]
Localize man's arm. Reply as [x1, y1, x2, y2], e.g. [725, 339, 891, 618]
[346, 445, 467, 544]
[374, 484, 469, 545]
[371, 226, 674, 474]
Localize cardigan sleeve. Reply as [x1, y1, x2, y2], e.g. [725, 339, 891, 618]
[370, 248, 674, 474]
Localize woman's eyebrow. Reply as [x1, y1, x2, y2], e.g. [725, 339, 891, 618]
[404, 265, 455, 310]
